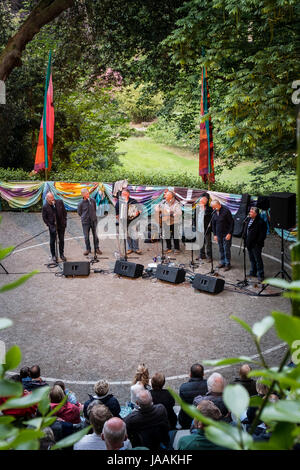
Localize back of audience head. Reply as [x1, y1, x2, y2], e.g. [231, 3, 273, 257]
[94, 379, 109, 397]
[54, 380, 66, 393]
[256, 379, 269, 396]
[207, 372, 225, 393]
[136, 389, 153, 408]
[190, 363, 204, 379]
[39, 427, 56, 450]
[133, 363, 149, 386]
[89, 404, 113, 436]
[239, 364, 252, 380]
[50, 385, 65, 403]
[151, 372, 165, 391]
[102, 417, 127, 450]
[20, 366, 30, 379]
[30, 365, 41, 379]
[195, 400, 222, 429]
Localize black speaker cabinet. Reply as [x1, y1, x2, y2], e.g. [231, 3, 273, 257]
[155, 264, 186, 284]
[192, 274, 225, 294]
[233, 193, 251, 237]
[114, 260, 144, 278]
[269, 192, 296, 229]
[63, 261, 90, 277]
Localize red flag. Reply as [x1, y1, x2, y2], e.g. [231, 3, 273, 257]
[199, 66, 214, 183]
[34, 53, 54, 173]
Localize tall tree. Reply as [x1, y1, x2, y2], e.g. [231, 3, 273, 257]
[0, 0, 75, 81]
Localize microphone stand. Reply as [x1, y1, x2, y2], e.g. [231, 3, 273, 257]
[158, 207, 166, 264]
[189, 207, 199, 272]
[0, 263, 9, 274]
[236, 217, 249, 288]
[54, 205, 59, 266]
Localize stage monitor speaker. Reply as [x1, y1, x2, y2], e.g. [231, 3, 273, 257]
[192, 274, 225, 294]
[63, 261, 90, 277]
[114, 260, 144, 278]
[256, 195, 270, 211]
[155, 264, 186, 284]
[269, 192, 296, 229]
[233, 193, 251, 237]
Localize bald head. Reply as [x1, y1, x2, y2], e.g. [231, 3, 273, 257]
[239, 364, 251, 380]
[46, 192, 54, 204]
[136, 389, 153, 408]
[102, 418, 127, 450]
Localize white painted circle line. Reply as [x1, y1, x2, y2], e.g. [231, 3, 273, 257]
[7, 342, 287, 385]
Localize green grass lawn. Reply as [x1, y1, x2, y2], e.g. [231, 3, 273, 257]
[117, 136, 296, 191]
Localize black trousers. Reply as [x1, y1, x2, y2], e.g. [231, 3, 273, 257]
[165, 224, 180, 250]
[248, 245, 264, 278]
[49, 226, 65, 257]
[82, 222, 99, 252]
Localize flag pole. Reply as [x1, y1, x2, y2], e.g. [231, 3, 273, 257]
[43, 51, 52, 182]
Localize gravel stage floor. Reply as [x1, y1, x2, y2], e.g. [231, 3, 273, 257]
[0, 211, 292, 404]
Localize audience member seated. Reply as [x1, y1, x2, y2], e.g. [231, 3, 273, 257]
[50, 385, 81, 424]
[124, 389, 170, 450]
[74, 404, 113, 450]
[130, 364, 151, 406]
[193, 372, 229, 418]
[0, 374, 37, 420]
[150, 372, 177, 429]
[244, 378, 277, 441]
[83, 380, 121, 421]
[20, 366, 31, 389]
[39, 427, 56, 450]
[23, 365, 48, 392]
[101, 417, 129, 450]
[178, 400, 228, 450]
[232, 364, 257, 396]
[178, 363, 208, 429]
[54, 380, 80, 406]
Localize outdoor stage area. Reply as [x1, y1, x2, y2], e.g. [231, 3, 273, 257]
[0, 211, 291, 405]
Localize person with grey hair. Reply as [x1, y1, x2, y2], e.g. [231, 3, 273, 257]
[211, 199, 234, 271]
[77, 188, 102, 256]
[42, 191, 67, 262]
[193, 372, 228, 418]
[83, 379, 121, 421]
[101, 417, 128, 450]
[124, 389, 170, 450]
[244, 206, 267, 282]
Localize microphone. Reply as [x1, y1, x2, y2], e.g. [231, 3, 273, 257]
[243, 215, 250, 223]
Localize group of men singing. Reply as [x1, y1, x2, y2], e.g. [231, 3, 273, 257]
[42, 188, 267, 282]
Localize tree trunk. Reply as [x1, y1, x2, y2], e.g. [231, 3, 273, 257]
[0, 0, 75, 81]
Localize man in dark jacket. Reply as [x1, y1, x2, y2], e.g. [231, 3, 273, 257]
[178, 364, 208, 429]
[211, 199, 234, 271]
[77, 188, 102, 256]
[42, 192, 67, 262]
[23, 365, 48, 392]
[244, 206, 267, 282]
[195, 192, 213, 261]
[232, 364, 257, 396]
[124, 390, 170, 450]
[193, 372, 228, 418]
